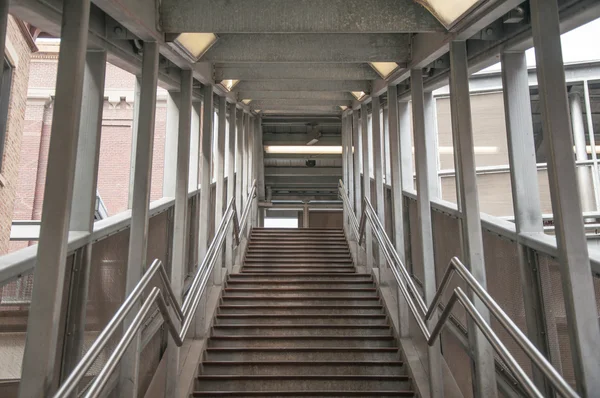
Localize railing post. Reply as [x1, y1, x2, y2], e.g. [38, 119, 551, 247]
[117, 40, 160, 398]
[60, 49, 107, 380]
[163, 91, 180, 197]
[18, 0, 92, 393]
[448, 41, 497, 398]
[352, 110, 362, 219]
[410, 68, 444, 398]
[530, 0, 600, 393]
[165, 68, 193, 398]
[226, 103, 237, 271]
[501, 51, 558, 396]
[198, 85, 214, 261]
[214, 95, 227, 283]
[361, 104, 373, 271]
[372, 95, 385, 269]
[387, 84, 410, 337]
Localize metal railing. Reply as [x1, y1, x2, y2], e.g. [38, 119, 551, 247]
[338, 180, 578, 398]
[53, 180, 257, 398]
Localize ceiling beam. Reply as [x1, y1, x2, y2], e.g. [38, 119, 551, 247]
[251, 99, 351, 108]
[264, 153, 341, 160]
[238, 91, 356, 101]
[235, 80, 371, 93]
[257, 105, 343, 113]
[160, 0, 443, 33]
[201, 34, 410, 63]
[215, 63, 381, 80]
[266, 176, 341, 186]
[265, 167, 342, 177]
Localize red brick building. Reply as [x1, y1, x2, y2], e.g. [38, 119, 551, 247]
[0, 16, 36, 256]
[6, 40, 168, 254]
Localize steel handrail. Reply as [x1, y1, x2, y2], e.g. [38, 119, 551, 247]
[54, 180, 257, 398]
[338, 180, 578, 398]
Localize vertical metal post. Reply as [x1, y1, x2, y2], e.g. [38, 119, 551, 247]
[226, 103, 236, 270]
[252, 117, 261, 227]
[128, 77, 141, 208]
[399, 101, 414, 191]
[352, 110, 362, 217]
[256, 116, 265, 201]
[214, 95, 227, 282]
[346, 113, 354, 215]
[0, 0, 7, 67]
[501, 51, 557, 396]
[61, 50, 107, 380]
[189, 101, 201, 192]
[569, 92, 596, 212]
[163, 91, 180, 197]
[303, 202, 310, 228]
[530, 0, 600, 393]
[243, 113, 250, 204]
[235, 110, 244, 227]
[449, 42, 497, 398]
[361, 104, 373, 270]
[18, 0, 91, 394]
[372, 96, 385, 268]
[198, 85, 214, 260]
[411, 69, 444, 398]
[165, 68, 192, 398]
[387, 84, 409, 337]
[341, 113, 349, 228]
[583, 81, 600, 210]
[117, 41, 160, 398]
[424, 92, 440, 198]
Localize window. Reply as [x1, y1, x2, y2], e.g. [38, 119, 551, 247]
[0, 58, 13, 172]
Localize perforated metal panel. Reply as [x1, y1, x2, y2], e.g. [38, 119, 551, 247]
[407, 198, 423, 282]
[441, 330, 474, 398]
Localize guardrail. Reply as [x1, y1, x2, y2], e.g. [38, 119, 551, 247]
[339, 180, 578, 398]
[53, 180, 257, 398]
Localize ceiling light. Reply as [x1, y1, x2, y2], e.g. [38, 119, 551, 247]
[416, 0, 483, 28]
[370, 62, 400, 79]
[264, 146, 342, 154]
[242, 99, 252, 104]
[351, 91, 367, 101]
[340, 105, 348, 111]
[306, 126, 322, 146]
[174, 33, 217, 60]
[220, 79, 239, 91]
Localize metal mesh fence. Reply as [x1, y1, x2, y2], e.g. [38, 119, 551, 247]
[441, 329, 474, 398]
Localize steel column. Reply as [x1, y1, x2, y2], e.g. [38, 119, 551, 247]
[198, 85, 214, 260]
[165, 68, 192, 398]
[341, 113, 349, 228]
[372, 96, 385, 268]
[18, 0, 92, 393]
[387, 84, 409, 337]
[424, 92, 440, 198]
[530, 0, 600, 393]
[361, 104, 373, 271]
[569, 92, 596, 212]
[235, 110, 244, 229]
[226, 102, 236, 271]
[500, 51, 557, 396]
[583, 81, 600, 210]
[399, 101, 413, 191]
[346, 113, 354, 217]
[411, 69, 444, 398]
[449, 42, 497, 398]
[214, 95, 227, 281]
[256, 116, 266, 201]
[163, 91, 180, 197]
[352, 111, 362, 216]
[61, 50, 107, 380]
[117, 41, 160, 398]
[242, 113, 249, 209]
[189, 101, 201, 191]
[128, 77, 141, 208]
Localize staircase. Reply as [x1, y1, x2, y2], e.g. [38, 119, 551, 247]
[193, 228, 415, 397]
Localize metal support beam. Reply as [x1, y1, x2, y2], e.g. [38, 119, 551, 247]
[61, 50, 107, 380]
[19, 0, 91, 393]
[411, 69, 444, 398]
[256, 118, 266, 201]
[500, 51, 556, 397]
[161, 0, 442, 33]
[372, 95, 385, 268]
[399, 101, 413, 191]
[118, 41, 160, 398]
[346, 113, 354, 216]
[448, 42, 497, 398]
[214, 95, 227, 283]
[128, 77, 141, 208]
[235, 109, 244, 227]
[202, 34, 410, 63]
[352, 111, 362, 215]
[256, 105, 343, 114]
[198, 85, 214, 261]
[361, 104, 373, 271]
[569, 92, 596, 212]
[243, 113, 250, 208]
[387, 84, 409, 338]
[238, 91, 356, 101]
[264, 167, 342, 177]
[250, 99, 352, 107]
[424, 92, 440, 198]
[165, 68, 192, 398]
[234, 80, 371, 93]
[530, 0, 600, 393]
[217, 63, 380, 81]
[225, 103, 237, 271]
[189, 100, 201, 191]
[163, 91, 180, 197]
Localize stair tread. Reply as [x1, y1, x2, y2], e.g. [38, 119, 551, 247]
[206, 347, 400, 352]
[213, 324, 390, 328]
[201, 360, 403, 365]
[193, 391, 414, 397]
[210, 335, 395, 340]
[197, 375, 409, 380]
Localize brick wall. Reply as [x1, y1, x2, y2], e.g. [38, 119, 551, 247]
[0, 17, 34, 255]
[6, 41, 167, 253]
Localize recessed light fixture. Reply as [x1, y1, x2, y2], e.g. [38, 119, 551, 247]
[174, 33, 217, 60]
[351, 91, 367, 101]
[370, 62, 400, 79]
[220, 79, 239, 91]
[415, 0, 483, 28]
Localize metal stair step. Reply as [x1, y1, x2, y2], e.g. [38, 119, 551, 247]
[204, 347, 401, 362]
[220, 297, 381, 306]
[218, 305, 384, 316]
[228, 273, 368, 281]
[242, 268, 355, 274]
[225, 281, 374, 289]
[207, 335, 396, 348]
[212, 324, 391, 337]
[215, 314, 388, 326]
[192, 391, 414, 397]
